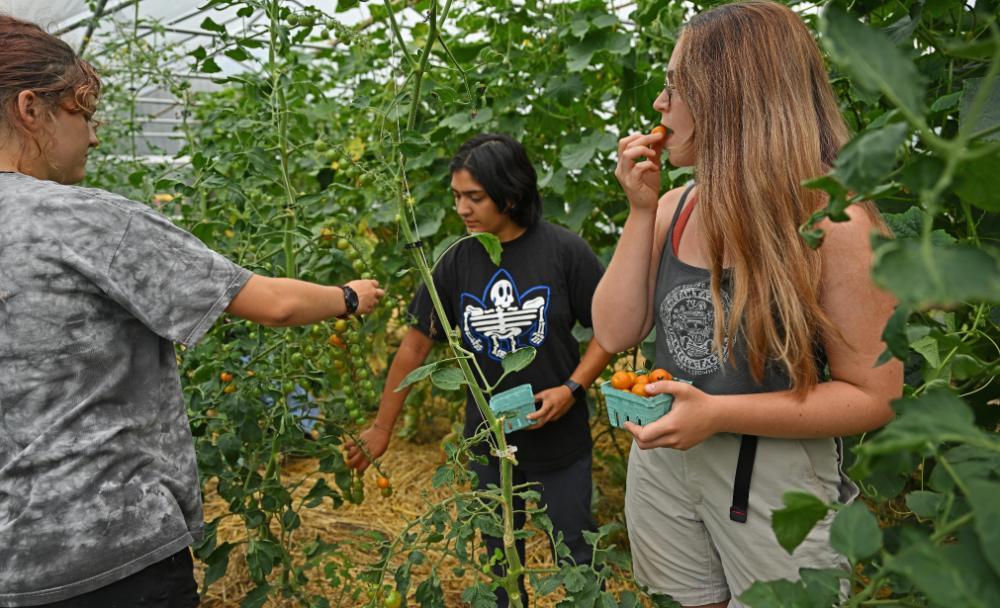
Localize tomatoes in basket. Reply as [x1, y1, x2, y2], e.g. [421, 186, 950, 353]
[649, 368, 672, 382]
[610, 371, 634, 390]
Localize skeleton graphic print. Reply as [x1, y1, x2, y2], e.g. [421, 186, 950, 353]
[659, 281, 730, 375]
[461, 268, 551, 361]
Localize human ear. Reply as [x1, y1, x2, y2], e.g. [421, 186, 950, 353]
[15, 91, 48, 132]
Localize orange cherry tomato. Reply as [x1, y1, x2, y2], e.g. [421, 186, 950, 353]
[376, 475, 391, 490]
[649, 369, 672, 382]
[219, 371, 234, 383]
[631, 382, 649, 397]
[651, 124, 668, 136]
[633, 374, 649, 386]
[610, 371, 634, 390]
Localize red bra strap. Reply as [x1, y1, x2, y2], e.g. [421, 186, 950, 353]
[672, 192, 698, 256]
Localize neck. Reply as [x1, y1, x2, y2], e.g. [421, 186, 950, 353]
[495, 222, 528, 243]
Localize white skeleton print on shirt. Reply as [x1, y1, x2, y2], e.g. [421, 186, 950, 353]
[460, 268, 551, 361]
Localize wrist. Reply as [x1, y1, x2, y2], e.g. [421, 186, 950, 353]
[371, 421, 392, 434]
[338, 284, 359, 316]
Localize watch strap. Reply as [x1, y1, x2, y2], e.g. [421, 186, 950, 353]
[339, 284, 359, 316]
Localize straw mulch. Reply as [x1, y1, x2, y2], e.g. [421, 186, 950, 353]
[194, 421, 647, 607]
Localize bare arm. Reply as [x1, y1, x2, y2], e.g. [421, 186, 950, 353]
[346, 327, 435, 471]
[593, 187, 684, 353]
[226, 274, 384, 327]
[628, 206, 903, 448]
[529, 337, 614, 428]
[592, 130, 676, 353]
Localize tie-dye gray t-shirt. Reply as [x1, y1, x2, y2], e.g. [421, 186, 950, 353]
[0, 172, 252, 606]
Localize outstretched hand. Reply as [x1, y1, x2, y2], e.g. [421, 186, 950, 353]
[345, 279, 385, 315]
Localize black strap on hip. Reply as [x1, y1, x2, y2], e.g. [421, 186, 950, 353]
[730, 434, 758, 523]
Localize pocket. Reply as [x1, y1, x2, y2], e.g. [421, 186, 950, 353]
[796, 439, 847, 504]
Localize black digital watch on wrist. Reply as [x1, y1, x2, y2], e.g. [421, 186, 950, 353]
[339, 284, 359, 316]
[562, 379, 585, 401]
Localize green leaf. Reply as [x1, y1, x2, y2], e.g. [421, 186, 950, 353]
[501, 347, 536, 374]
[967, 479, 1000, 577]
[202, 542, 235, 589]
[860, 390, 984, 457]
[961, 76, 1000, 142]
[887, 529, 1000, 608]
[561, 131, 616, 170]
[955, 152, 1000, 211]
[240, 584, 272, 608]
[566, 29, 630, 71]
[833, 122, 910, 194]
[909, 335, 941, 368]
[871, 236, 1000, 308]
[473, 232, 503, 266]
[224, 47, 251, 62]
[460, 582, 498, 608]
[881, 206, 953, 244]
[829, 501, 882, 563]
[905, 490, 944, 519]
[820, 6, 926, 117]
[200, 57, 222, 74]
[771, 492, 830, 554]
[430, 367, 466, 391]
[880, 303, 912, 362]
[396, 361, 439, 392]
[200, 17, 226, 33]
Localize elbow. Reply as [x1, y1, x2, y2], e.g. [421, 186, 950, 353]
[261, 295, 296, 327]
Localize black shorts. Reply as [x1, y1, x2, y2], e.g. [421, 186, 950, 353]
[35, 548, 200, 608]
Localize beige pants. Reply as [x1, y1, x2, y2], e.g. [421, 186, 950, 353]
[625, 433, 856, 607]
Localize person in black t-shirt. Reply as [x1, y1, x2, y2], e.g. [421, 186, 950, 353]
[346, 133, 612, 606]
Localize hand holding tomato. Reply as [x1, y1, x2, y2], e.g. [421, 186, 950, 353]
[623, 380, 720, 450]
[614, 125, 668, 213]
[345, 279, 386, 315]
[345, 424, 390, 471]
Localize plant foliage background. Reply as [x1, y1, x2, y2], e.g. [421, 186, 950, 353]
[77, 0, 999, 605]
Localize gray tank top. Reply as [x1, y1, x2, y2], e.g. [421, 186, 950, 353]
[653, 185, 804, 393]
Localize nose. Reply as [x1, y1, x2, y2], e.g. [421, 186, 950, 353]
[88, 122, 100, 148]
[652, 89, 669, 113]
[455, 196, 472, 217]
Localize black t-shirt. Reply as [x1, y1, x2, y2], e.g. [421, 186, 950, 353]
[409, 220, 604, 472]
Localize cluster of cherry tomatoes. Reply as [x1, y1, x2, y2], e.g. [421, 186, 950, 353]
[609, 368, 672, 397]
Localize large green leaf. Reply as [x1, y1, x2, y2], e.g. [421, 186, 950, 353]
[566, 29, 630, 71]
[967, 479, 1000, 577]
[829, 501, 882, 563]
[961, 76, 1000, 142]
[560, 131, 617, 170]
[501, 347, 537, 374]
[430, 367, 467, 391]
[905, 490, 945, 519]
[473, 232, 503, 266]
[771, 492, 830, 554]
[820, 6, 926, 117]
[954, 152, 1000, 212]
[396, 361, 440, 392]
[871, 236, 1000, 308]
[834, 122, 910, 194]
[460, 583, 497, 608]
[855, 390, 984, 459]
[887, 529, 1000, 608]
[739, 569, 842, 608]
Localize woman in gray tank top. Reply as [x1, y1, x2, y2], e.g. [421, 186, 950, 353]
[591, 2, 903, 606]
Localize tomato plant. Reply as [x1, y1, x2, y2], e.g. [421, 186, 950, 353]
[79, 0, 998, 606]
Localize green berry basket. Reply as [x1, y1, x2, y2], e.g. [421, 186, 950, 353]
[489, 384, 537, 433]
[601, 379, 691, 428]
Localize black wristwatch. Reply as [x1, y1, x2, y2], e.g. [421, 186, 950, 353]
[339, 284, 359, 316]
[562, 379, 585, 401]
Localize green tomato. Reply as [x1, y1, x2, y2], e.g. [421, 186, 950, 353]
[290, 352, 304, 366]
[352, 258, 366, 273]
[384, 589, 401, 608]
[336, 238, 350, 251]
[334, 318, 349, 332]
[355, 368, 369, 380]
[349, 344, 362, 356]
[282, 380, 295, 394]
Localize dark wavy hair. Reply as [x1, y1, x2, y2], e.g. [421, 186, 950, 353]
[449, 134, 543, 228]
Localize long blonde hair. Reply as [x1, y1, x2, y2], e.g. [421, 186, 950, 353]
[674, 1, 858, 394]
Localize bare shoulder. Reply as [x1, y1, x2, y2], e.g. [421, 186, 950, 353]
[655, 185, 693, 230]
[816, 203, 879, 262]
